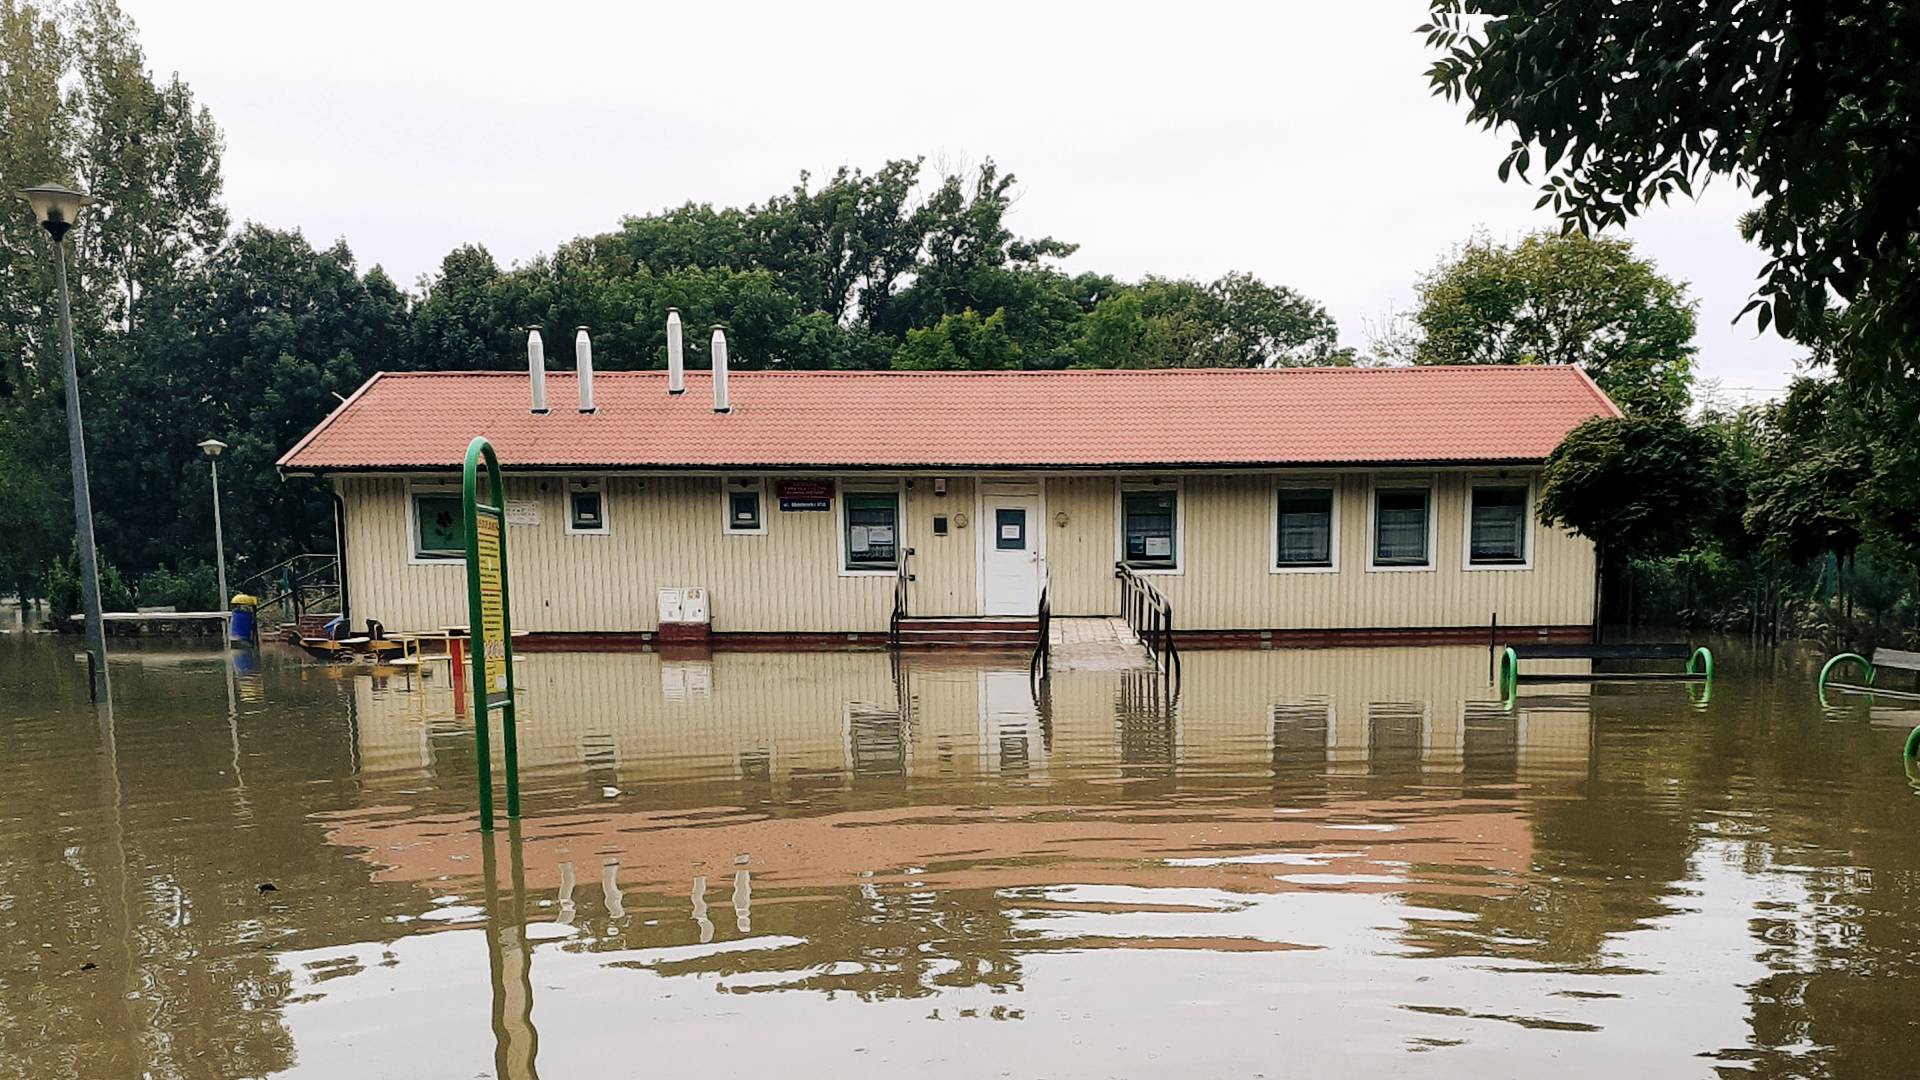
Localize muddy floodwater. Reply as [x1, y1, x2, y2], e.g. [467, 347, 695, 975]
[3, 629, 1919, 1078]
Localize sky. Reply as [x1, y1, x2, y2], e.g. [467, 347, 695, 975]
[128, 0, 1803, 398]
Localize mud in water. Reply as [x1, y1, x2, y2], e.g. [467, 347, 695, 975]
[2, 631, 1918, 1078]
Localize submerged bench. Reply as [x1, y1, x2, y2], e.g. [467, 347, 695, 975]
[1498, 641, 1713, 695]
[1818, 648, 1920, 703]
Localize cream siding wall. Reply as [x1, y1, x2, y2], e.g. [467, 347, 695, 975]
[340, 475, 894, 634]
[903, 477, 975, 616]
[1045, 476, 1120, 615]
[337, 468, 1593, 635]
[1130, 472, 1594, 631]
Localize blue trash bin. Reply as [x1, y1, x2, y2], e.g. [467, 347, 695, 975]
[229, 593, 258, 646]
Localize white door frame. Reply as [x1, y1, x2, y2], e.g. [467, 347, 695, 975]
[974, 479, 1045, 615]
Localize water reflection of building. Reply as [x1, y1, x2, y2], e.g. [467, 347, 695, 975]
[349, 646, 1592, 787]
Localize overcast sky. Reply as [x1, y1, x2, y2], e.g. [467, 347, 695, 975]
[129, 0, 1802, 397]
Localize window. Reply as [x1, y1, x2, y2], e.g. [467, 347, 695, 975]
[412, 491, 464, 560]
[724, 478, 764, 534]
[995, 508, 1026, 550]
[1121, 489, 1177, 570]
[567, 479, 608, 534]
[843, 491, 900, 571]
[1468, 484, 1529, 566]
[1372, 486, 1431, 568]
[1275, 487, 1335, 569]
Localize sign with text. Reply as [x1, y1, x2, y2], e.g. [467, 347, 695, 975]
[474, 511, 509, 704]
[777, 479, 834, 512]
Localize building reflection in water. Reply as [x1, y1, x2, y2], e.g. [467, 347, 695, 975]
[308, 646, 1606, 1035]
[347, 646, 1591, 790]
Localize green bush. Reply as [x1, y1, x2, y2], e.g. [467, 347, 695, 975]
[134, 565, 220, 611]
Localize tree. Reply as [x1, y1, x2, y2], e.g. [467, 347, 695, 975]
[1071, 275, 1347, 369]
[88, 227, 409, 576]
[1422, 1, 1920, 383]
[892, 308, 1023, 370]
[1384, 231, 1696, 415]
[1538, 415, 1728, 564]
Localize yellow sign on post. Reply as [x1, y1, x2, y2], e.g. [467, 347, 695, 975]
[474, 513, 509, 703]
[464, 436, 519, 830]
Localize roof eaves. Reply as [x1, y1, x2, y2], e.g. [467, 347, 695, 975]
[275, 371, 386, 471]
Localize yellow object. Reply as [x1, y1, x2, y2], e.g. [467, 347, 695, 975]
[230, 593, 258, 607]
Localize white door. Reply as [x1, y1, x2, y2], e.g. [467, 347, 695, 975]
[981, 495, 1040, 615]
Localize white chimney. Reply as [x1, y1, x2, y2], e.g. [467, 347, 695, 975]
[666, 308, 685, 395]
[527, 327, 549, 414]
[575, 326, 596, 413]
[711, 325, 731, 414]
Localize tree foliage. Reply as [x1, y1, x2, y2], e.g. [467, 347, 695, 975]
[1537, 415, 1727, 561]
[1422, 1, 1920, 383]
[1383, 231, 1696, 414]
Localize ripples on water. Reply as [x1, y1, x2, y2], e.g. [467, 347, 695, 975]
[2, 631, 1918, 1078]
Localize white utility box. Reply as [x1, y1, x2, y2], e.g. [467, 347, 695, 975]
[657, 587, 710, 624]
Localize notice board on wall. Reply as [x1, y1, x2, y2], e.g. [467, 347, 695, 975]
[777, 479, 834, 512]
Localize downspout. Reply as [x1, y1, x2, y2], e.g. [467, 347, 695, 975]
[331, 485, 351, 627]
[1591, 540, 1604, 646]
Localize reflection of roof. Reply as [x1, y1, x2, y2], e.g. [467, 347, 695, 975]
[324, 799, 1535, 899]
[278, 366, 1620, 472]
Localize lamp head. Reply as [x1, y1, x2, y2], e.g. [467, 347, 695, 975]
[17, 184, 94, 243]
[198, 438, 228, 458]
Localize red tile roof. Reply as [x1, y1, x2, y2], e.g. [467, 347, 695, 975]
[277, 366, 1620, 472]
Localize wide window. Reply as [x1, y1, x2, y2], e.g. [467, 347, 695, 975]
[843, 491, 899, 571]
[412, 492, 464, 560]
[724, 478, 764, 534]
[1275, 487, 1335, 568]
[1121, 489, 1178, 570]
[1468, 484, 1529, 566]
[567, 479, 608, 534]
[1372, 487, 1430, 568]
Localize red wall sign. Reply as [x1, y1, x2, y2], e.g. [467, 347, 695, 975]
[776, 479, 834, 511]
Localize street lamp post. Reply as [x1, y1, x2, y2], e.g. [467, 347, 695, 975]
[18, 183, 108, 697]
[199, 439, 230, 632]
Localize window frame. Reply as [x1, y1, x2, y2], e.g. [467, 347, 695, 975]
[1270, 479, 1341, 574]
[722, 477, 767, 536]
[1366, 476, 1436, 572]
[1115, 480, 1184, 575]
[1462, 477, 1535, 571]
[565, 478, 611, 535]
[407, 481, 466, 564]
[837, 480, 904, 576]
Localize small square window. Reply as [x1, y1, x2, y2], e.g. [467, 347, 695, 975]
[412, 492, 464, 560]
[1469, 485, 1529, 565]
[566, 480, 609, 534]
[724, 480, 764, 534]
[1373, 487, 1430, 567]
[1122, 490, 1177, 569]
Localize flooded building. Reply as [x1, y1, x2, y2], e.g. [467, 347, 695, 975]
[278, 353, 1617, 644]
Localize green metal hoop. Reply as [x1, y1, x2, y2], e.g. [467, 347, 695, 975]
[1817, 652, 1874, 699]
[1686, 646, 1713, 681]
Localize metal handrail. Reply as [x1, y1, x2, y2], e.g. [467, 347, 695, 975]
[242, 553, 341, 626]
[1115, 562, 1181, 685]
[1029, 573, 1052, 686]
[888, 547, 916, 650]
